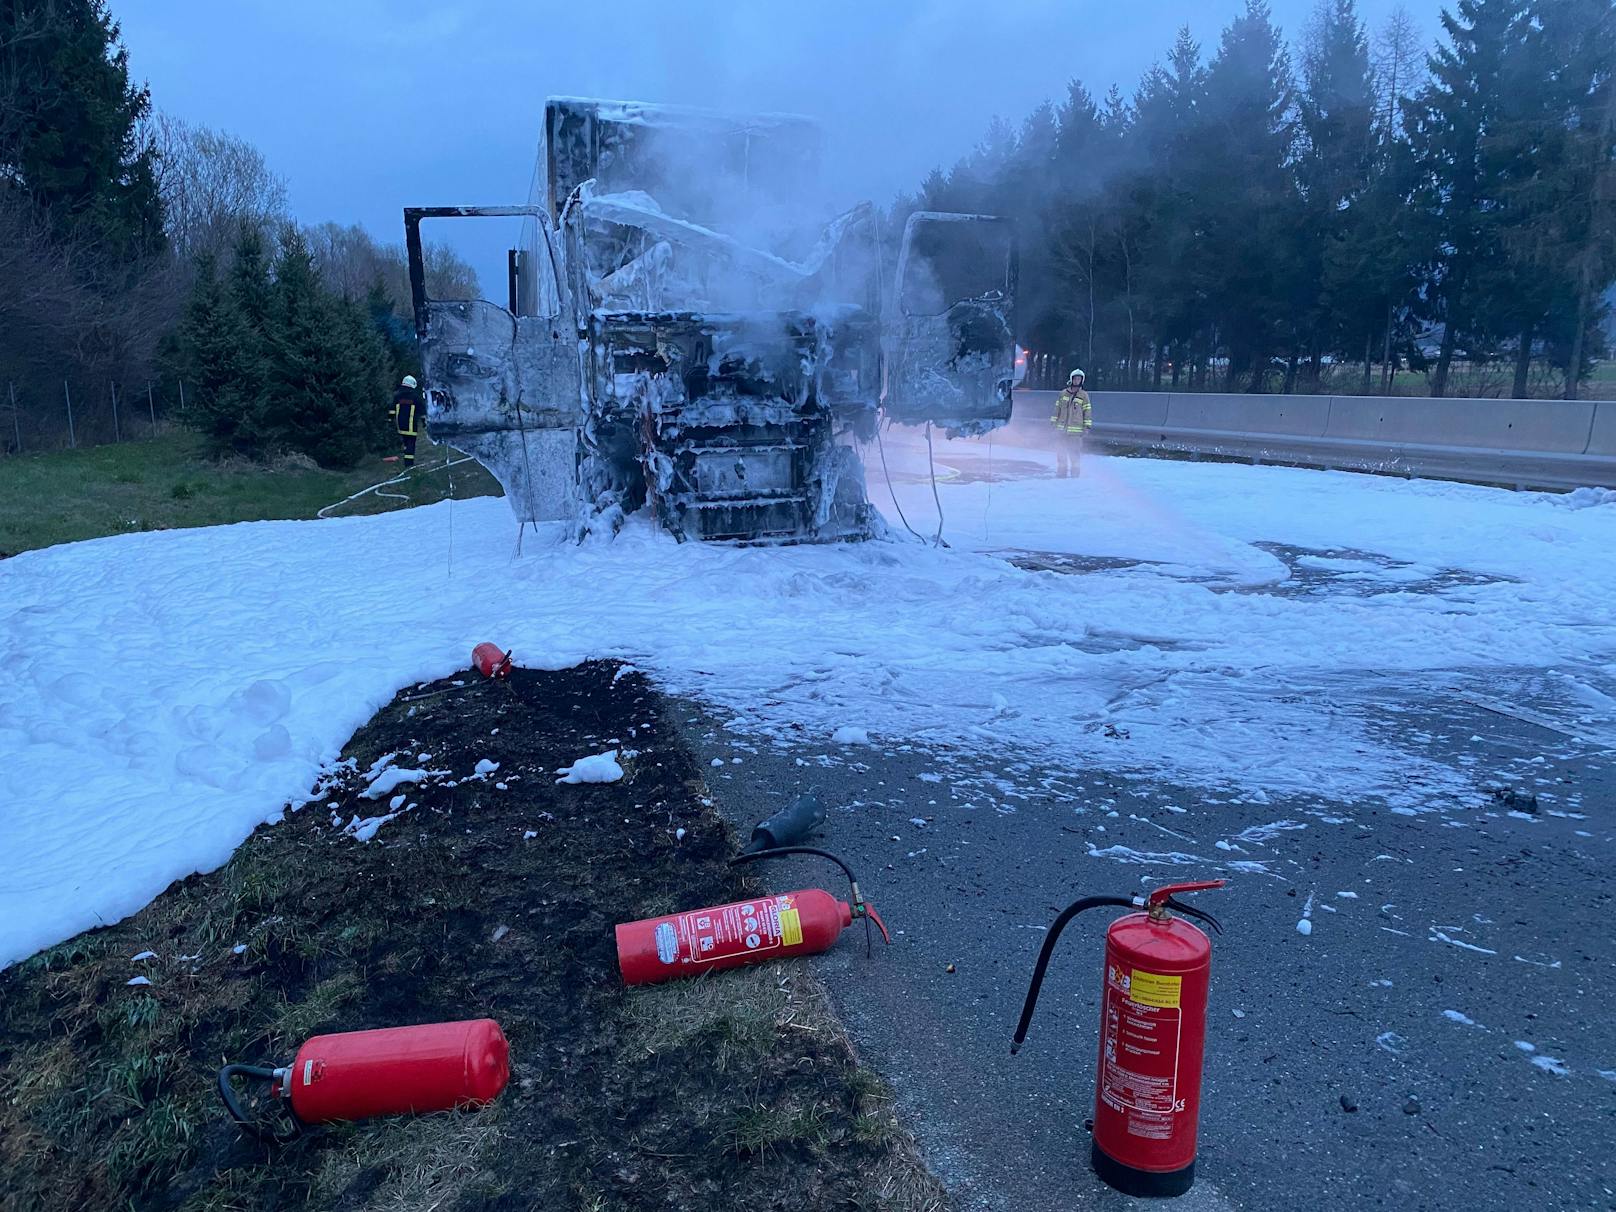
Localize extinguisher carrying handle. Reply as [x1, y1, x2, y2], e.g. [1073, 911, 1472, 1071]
[1146, 879, 1226, 908]
[218, 1063, 304, 1144]
[1009, 896, 1136, 1056]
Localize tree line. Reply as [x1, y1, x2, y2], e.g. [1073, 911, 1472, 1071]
[898, 0, 1616, 399]
[0, 0, 477, 461]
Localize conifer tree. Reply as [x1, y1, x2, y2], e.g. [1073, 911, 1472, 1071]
[1298, 0, 1377, 384]
[1197, 0, 1298, 388]
[267, 229, 368, 468]
[176, 255, 262, 456]
[226, 224, 273, 415]
[1405, 0, 1531, 395]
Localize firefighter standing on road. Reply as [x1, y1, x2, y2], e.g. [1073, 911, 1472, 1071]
[391, 375, 423, 468]
[1052, 368, 1092, 477]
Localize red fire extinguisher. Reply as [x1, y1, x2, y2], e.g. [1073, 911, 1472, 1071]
[218, 1019, 509, 1141]
[616, 847, 889, 986]
[1011, 880, 1226, 1198]
[472, 642, 513, 679]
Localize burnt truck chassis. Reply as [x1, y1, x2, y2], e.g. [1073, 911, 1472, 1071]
[403, 100, 1016, 545]
[599, 308, 881, 541]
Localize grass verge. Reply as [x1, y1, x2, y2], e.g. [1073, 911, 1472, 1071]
[0, 430, 501, 557]
[0, 662, 948, 1212]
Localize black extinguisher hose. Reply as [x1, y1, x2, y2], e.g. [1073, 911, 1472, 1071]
[729, 845, 891, 954]
[1010, 895, 1136, 1055]
[217, 1063, 303, 1143]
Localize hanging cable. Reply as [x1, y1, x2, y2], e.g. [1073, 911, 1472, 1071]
[983, 433, 993, 543]
[511, 395, 539, 533]
[875, 413, 927, 543]
[870, 208, 928, 547]
[925, 421, 946, 547]
[445, 441, 457, 579]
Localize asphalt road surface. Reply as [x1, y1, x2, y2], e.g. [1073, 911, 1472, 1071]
[674, 424, 1616, 1212]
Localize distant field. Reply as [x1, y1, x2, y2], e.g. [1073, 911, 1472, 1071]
[0, 431, 502, 557]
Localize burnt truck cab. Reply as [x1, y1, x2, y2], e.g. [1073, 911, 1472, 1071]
[403, 97, 1015, 543]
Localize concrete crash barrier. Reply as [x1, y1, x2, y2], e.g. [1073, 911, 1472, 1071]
[1167, 392, 1332, 440]
[1321, 395, 1596, 453]
[1586, 400, 1616, 458]
[1016, 390, 1616, 491]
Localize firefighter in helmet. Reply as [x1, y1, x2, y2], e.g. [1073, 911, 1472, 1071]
[1052, 368, 1092, 477]
[391, 375, 423, 467]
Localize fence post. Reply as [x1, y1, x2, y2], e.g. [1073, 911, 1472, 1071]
[110, 382, 122, 442]
[147, 382, 157, 431]
[63, 381, 76, 449]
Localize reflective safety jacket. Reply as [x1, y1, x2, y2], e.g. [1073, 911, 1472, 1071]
[392, 386, 423, 437]
[1053, 386, 1091, 433]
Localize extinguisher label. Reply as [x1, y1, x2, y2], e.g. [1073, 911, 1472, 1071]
[1099, 964, 1182, 1123]
[668, 895, 796, 968]
[654, 922, 679, 964]
[1127, 970, 1182, 1009]
[778, 907, 803, 947]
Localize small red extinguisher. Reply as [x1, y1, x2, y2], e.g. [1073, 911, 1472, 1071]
[218, 1019, 509, 1141]
[1011, 880, 1226, 1198]
[472, 643, 513, 679]
[616, 847, 889, 986]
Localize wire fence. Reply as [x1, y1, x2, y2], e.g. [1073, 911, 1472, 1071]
[2, 378, 187, 456]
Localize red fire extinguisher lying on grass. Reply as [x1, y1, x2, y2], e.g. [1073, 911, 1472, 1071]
[218, 1019, 509, 1141]
[1011, 880, 1226, 1198]
[616, 846, 889, 986]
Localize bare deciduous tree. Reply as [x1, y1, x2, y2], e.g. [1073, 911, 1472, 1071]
[306, 219, 482, 309]
[148, 113, 289, 261]
[1373, 5, 1425, 135]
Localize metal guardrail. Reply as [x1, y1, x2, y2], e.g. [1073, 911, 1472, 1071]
[1020, 390, 1616, 490]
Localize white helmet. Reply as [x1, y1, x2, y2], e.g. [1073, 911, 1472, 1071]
[1068, 368, 1086, 383]
[401, 375, 418, 389]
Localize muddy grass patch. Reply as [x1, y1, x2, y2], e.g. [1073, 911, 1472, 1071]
[0, 662, 946, 1212]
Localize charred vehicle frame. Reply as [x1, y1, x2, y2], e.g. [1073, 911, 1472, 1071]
[404, 97, 1017, 543]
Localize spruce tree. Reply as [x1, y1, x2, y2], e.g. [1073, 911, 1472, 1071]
[1298, 0, 1376, 384]
[1532, 0, 1616, 398]
[267, 229, 367, 469]
[0, 0, 164, 257]
[339, 292, 396, 455]
[1006, 103, 1062, 355]
[1196, 0, 1299, 389]
[176, 255, 263, 457]
[1405, 0, 1532, 395]
[1132, 30, 1208, 385]
[226, 224, 274, 419]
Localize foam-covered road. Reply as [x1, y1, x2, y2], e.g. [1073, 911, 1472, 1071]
[684, 402, 1616, 1210]
[689, 692, 1614, 1211]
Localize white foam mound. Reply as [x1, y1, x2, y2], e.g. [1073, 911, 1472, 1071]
[555, 750, 625, 785]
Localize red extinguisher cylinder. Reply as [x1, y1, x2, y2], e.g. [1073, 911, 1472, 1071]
[1010, 880, 1224, 1200]
[1092, 913, 1212, 1196]
[472, 643, 512, 678]
[617, 888, 853, 985]
[285, 1019, 509, 1125]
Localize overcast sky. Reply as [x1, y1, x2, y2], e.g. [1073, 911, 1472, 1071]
[118, 0, 1442, 292]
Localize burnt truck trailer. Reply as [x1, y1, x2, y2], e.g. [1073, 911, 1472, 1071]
[404, 96, 1016, 543]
